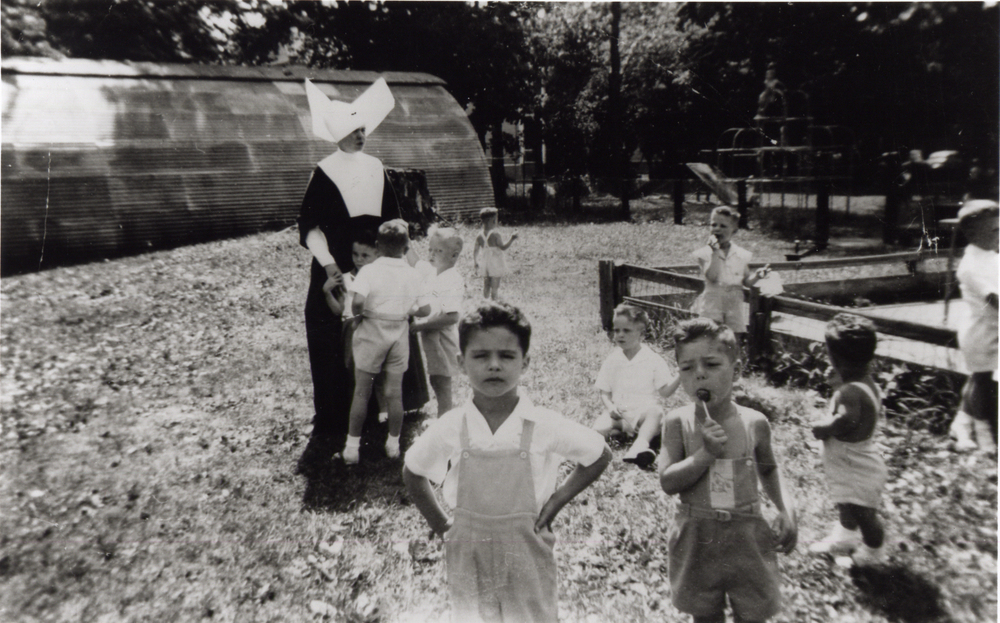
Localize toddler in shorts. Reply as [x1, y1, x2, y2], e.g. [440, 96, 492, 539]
[343, 220, 432, 464]
[809, 313, 888, 567]
[474, 207, 518, 300]
[411, 225, 466, 417]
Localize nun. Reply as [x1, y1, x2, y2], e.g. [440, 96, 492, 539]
[296, 78, 413, 475]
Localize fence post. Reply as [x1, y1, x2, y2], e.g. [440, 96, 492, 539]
[747, 288, 774, 364]
[673, 178, 685, 224]
[599, 260, 616, 331]
[737, 179, 749, 228]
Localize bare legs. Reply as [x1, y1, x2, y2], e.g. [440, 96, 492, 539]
[483, 276, 502, 300]
[429, 374, 453, 417]
[837, 502, 884, 548]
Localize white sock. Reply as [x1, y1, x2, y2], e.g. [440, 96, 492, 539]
[345, 435, 361, 450]
[973, 419, 996, 453]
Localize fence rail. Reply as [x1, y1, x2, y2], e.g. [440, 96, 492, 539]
[599, 253, 959, 369]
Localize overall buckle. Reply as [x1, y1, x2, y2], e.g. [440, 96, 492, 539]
[713, 509, 733, 522]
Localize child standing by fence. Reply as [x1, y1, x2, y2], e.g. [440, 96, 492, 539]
[404, 301, 611, 622]
[592, 304, 680, 468]
[809, 313, 888, 567]
[474, 207, 518, 300]
[343, 220, 432, 464]
[692, 206, 770, 338]
[949, 200, 999, 453]
[659, 317, 797, 623]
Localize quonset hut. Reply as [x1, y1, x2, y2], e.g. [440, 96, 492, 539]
[1, 57, 493, 275]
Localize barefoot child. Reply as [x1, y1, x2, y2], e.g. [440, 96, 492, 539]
[474, 207, 518, 300]
[659, 317, 797, 623]
[809, 313, 888, 567]
[692, 206, 771, 339]
[404, 301, 611, 622]
[343, 220, 431, 464]
[949, 200, 999, 452]
[411, 225, 466, 416]
[593, 304, 680, 468]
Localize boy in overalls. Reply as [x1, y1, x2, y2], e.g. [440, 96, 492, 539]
[659, 318, 797, 623]
[404, 301, 611, 623]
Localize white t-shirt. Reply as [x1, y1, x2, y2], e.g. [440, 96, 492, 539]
[404, 391, 606, 511]
[956, 244, 999, 372]
[595, 344, 674, 413]
[431, 266, 465, 315]
[350, 256, 431, 319]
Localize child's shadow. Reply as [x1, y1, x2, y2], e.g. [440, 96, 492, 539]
[849, 563, 951, 623]
[301, 416, 425, 512]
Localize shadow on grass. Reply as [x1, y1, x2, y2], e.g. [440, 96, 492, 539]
[300, 415, 427, 513]
[849, 563, 952, 623]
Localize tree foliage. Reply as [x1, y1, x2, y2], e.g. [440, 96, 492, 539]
[3, 1, 997, 195]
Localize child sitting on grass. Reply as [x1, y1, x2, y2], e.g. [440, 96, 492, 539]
[659, 317, 797, 623]
[949, 199, 999, 453]
[692, 206, 771, 339]
[410, 225, 465, 417]
[343, 220, 431, 464]
[592, 304, 680, 469]
[474, 207, 518, 300]
[404, 301, 611, 623]
[809, 313, 888, 567]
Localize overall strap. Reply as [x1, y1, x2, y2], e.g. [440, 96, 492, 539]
[459, 413, 470, 449]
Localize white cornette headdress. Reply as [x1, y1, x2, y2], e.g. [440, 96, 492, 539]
[305, 77, 395, 143]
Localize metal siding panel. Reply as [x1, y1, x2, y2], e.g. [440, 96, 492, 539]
[1, 65, 492, 274]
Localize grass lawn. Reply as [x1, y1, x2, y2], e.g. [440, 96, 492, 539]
[1, 209, 995, 623]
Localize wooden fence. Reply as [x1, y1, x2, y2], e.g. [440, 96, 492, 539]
[599, 251, 959, 366]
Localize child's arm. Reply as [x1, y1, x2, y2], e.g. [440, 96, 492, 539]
[600, 390, 622, 419]
[659, 411, 727, 495]
[322, 282, 345, 316]
[473, 235, 484, 270]
[534, 445, 612, 532]
[351, 292, 366, 318]
[743, 264, 771, 287]
[403, 467, 453, 537]
[657, 377, 681, 400]
[754, 419, 798, 553]
[497, 231, 519, 250]
[411, 311, 459, 333]
[811, 390, 863, 440]
[696, 241, 724, 283]
[410, 302, 432, 319]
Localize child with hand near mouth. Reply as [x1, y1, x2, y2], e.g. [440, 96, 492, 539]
[659, 317, 797, 623]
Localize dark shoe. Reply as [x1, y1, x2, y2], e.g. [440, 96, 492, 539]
[623, 449, 657, 470]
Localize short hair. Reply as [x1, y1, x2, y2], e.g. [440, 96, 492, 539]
[479, 207, 499, 221]
[352, 228, 378, 250]
[428, 225, 464, 255]
[458, 300, 531, 355]
[825, 313, 877, 368]
[710, 206, 740, 226]
[613, 303, 649, 327]
[377, 219, 410, 255]
[672, 317, 739, 363]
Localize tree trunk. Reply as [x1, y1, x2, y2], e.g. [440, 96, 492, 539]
[490, 119, 508, 208]
[609, 2, 629, 221]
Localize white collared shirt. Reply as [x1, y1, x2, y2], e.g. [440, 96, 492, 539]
[350, 256, 431, 318]
[404, 390, 606, 510]
[595, 343, 673, 412]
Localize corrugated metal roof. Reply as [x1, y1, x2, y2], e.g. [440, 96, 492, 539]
[1, 58, 492, 274]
